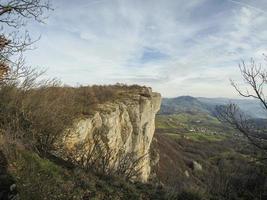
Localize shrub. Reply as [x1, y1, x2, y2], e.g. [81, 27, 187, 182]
[0, 83, 147, 153]
[176, 190, 203, 200]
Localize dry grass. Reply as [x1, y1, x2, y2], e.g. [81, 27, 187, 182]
[0, 83, 152, 153]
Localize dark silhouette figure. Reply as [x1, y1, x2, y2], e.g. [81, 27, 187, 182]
[0, 151, 18, 200]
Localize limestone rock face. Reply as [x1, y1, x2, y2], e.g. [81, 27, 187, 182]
[62, 87, 161, 182]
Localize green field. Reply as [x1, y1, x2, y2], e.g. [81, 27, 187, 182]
[156, 112, 234, 141]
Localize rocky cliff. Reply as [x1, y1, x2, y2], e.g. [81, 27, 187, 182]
[61, 86, 161, 182]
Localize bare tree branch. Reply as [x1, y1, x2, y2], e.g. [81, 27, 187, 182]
[216, 58, 267, 160]
[0, 0, 52, 86]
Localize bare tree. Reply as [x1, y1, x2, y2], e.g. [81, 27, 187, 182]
[231, 59, 267, 109]
[0, 0, 52, 86]
[216, 59, 267, 160]
[66, 131, 147, 180]
[0, 1, 57, 154]
[115, 151, 147, 180]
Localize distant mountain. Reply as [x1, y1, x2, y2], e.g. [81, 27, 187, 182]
[198, 97, 267, 119]
[159, 96, 210, 115]
[160, 96, 267, 119]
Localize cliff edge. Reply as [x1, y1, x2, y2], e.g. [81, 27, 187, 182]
[61, 86, 161, 182]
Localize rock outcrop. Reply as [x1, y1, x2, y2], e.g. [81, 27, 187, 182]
[62, 87, 161, 182]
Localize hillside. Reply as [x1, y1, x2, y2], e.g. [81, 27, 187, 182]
[0, 85, 169, 200]
[160, 96, 267, 119]
[1, 86, 267, 200]
[0, 139, 167, 200]
[1, 0, 267, 199]
[159, 96, 210, 115]
[154, 95, 267, 199]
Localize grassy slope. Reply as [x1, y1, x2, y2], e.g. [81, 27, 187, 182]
[1, 144, 166, 200]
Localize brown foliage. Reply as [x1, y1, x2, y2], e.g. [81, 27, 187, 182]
[0, 82, 148, 154]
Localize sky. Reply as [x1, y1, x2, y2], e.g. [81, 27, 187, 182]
[25, 0, 267, 97]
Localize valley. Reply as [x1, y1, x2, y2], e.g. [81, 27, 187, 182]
[1, 87, 266, 200]
[153, 96, 267, 198]
[1, 0, 267, 199]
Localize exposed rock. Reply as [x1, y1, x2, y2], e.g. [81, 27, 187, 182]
[187, 160, 203, 172]
[192, 161, 202, 171]
[61, 87, 161, 182]
[184, 170, 190, 178]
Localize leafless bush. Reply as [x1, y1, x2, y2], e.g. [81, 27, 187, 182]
[115, 152, 147, 180]
[0, 83, 151, 156]
[66, 132, 147, 180]
[0, 0, 55, 148]
[206, 157, 267, 200]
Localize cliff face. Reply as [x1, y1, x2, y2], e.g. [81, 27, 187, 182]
[62, 87, 161, 182]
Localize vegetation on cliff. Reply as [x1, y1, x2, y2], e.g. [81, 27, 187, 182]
[1, 1, 267, 200]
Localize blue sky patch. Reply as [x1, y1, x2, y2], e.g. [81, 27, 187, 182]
[140, 48, 169, 63]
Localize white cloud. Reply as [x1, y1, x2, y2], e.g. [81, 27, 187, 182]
[25, 0, 267, 97]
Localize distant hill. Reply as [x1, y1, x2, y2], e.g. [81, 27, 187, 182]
[160, 96, 210, 115]
[160, 96, 267, 119]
